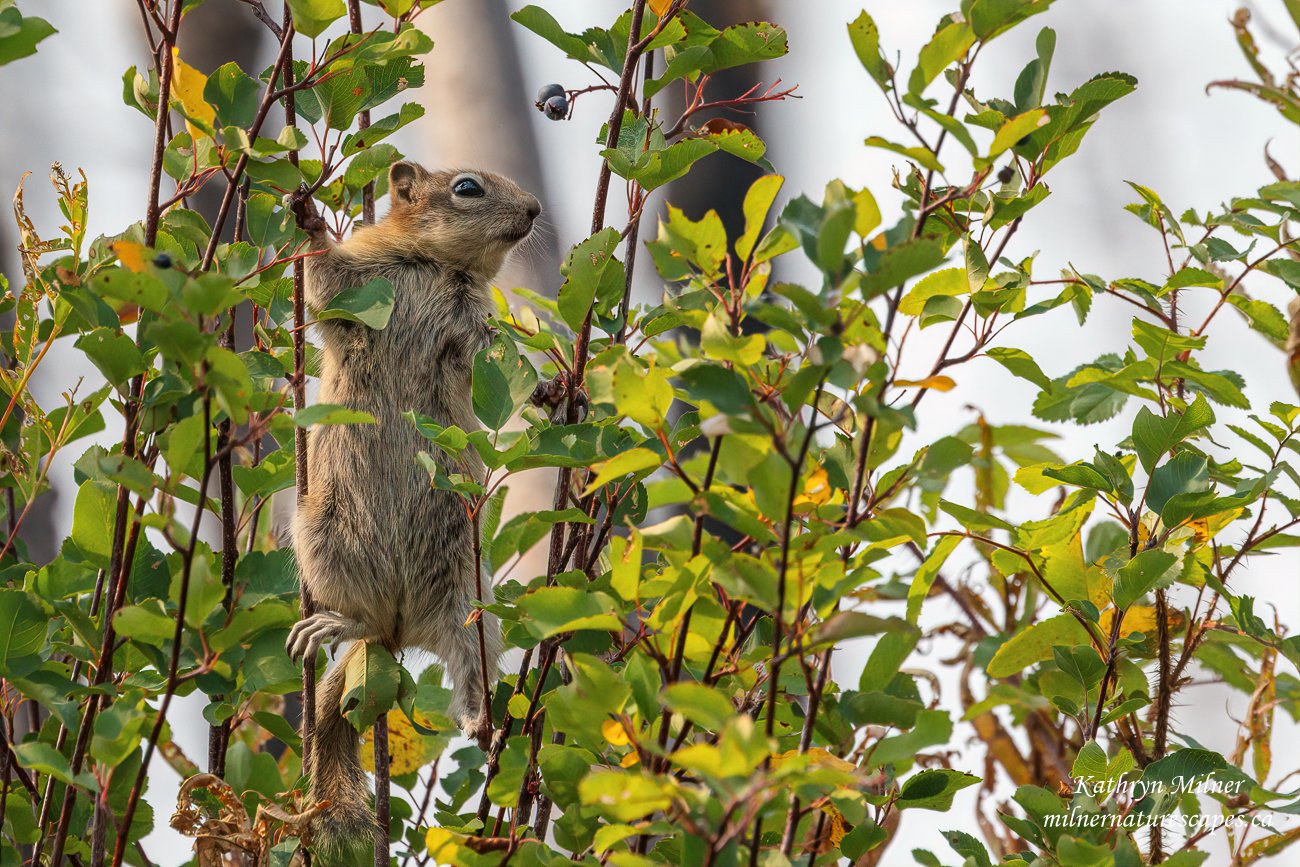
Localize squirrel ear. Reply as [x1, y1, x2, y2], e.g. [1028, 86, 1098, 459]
[389, 161, 424, 204]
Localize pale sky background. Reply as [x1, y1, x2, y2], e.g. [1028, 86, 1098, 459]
[3, 0, 1300, 863]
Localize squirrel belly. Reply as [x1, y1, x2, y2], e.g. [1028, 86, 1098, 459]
[288, 161, 538, 853]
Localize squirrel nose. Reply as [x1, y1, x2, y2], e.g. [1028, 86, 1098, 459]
[526, 197, 541, 221]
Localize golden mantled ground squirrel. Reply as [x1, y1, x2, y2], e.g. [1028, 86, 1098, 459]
[286, 161, 540, 851]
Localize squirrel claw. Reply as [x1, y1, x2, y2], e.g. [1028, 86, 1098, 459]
[288, 184, 328, 240]
[286, 611, 368, 662]
[460, 712, 493, 751]
[529, 373, 588, 424]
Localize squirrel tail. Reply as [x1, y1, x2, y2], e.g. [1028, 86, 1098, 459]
[307, 641, 380, 858]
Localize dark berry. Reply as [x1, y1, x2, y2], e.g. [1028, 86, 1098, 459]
[536, 83, 565, 106]
[543, 95, 568, 121]
[997, 165, 1015, 184]
[152, 252, 172, 269]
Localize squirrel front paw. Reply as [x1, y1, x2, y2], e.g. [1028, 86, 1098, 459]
[529, 372, 589, 424]
[287, 183, 329, 243]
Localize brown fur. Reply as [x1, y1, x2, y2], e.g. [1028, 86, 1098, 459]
[287, 162, 540, 851]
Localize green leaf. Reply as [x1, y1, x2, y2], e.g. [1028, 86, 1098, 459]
[585, 448, 661, 495]
[648, 204, 727, 280]
[608, 138, 719, 192]
[907, 535, 962, 623]
[558, 228, 622, 330]
[579, 771, 673, 822]
[864, 136, 943, 173]
[1053, 645, 1104, 690]
[1131, 395, 1214, 473]
[92, 700, 147, 768]
[14, 742, 80, 788]
[1112, 549, 1177, 610]
[645, 15, 788, 97]
[511, 6, 608, 68]
[343, 143, 400, 189]
[908, 19, 975, 96]
[72, 480, 118, 568]
[986, 613, 1090, 677]
[341, 642, 401, 730]
[896, 768, 980, 810]
[899, 268, 967, 316]
[343, 103, 425, 157]
[473, 336, 536, 431]
[847, 11, 891, 87]
[1147, 452, 1210, 518]
[489, 508, 592, 571]
[608, 532, 643, 601]
[294, 404, 376, 427]
[701, 309, 765, 365]
[0, 8, 55, 66]
[1072, 739, 1135, 787]
[1227, 295, 1288, 346]
[517, 587, 621, 638]
[867, 708, 952, 769]
[114, 604, 177, 645]
[986, 347, 1052, 390]
[203, 62, 260, 129]
[1013, 27, 1055, 111]
[940, 500, 1013, 533]
[737, 174, 784, 261]
[970, 0, 1057, 40]
[661, 683, 735, 730]
[539, 744, 593, 809]
[316, 277, 395, 329]
[809, 612, 916, 649]
[75, 329, 148, 388]
[612, 361, 674, 429]
[0, 590, 46, 677]
[286, 0, 345, 38]
[987, 108, 1048, 159]
[860, 238, 947, 296]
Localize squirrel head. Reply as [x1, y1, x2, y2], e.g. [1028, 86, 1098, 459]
[379, 161, 541, 279]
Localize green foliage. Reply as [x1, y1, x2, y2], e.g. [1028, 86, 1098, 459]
[6, 1, 1300, 866]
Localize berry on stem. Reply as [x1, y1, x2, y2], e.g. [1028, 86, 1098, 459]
[543, 95, 568, 121]
[536, 83, 565, 105]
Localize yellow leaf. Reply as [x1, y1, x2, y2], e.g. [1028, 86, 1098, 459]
[853, 187, 881, 237]
[360, 708, 444, 776]
[170, 48, 216, 138]
[1099, 605, 1184, 639]
[620, 751, 641, 768]
[111, 241, 147, 273]
[899, 267, 966, 316]
[424, 827, 462, 865]
[771, 747, 857, 773]
[824, 803, 848, 846]
[794, 467, 832, 507]
[894, 375, 956, 392]
[602, 718, 630, 746]
[648, 0, 672, 15]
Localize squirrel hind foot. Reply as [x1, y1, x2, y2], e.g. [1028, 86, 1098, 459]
[459, 711, 493, 751]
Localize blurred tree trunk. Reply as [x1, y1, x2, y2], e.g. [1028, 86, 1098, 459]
[180, 1, 272, 241]
[0, 224, 58, 566]
[659, 0, 774, 557]
[664, 0, 771, 239]
[415, 1, 561, 579]
[416, 0, 559, 290]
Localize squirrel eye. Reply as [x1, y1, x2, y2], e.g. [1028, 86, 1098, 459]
[452, 177, 485, 198]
